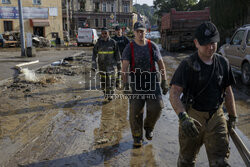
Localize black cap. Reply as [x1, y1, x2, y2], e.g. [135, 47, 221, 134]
[134, 22, 146, 31]
[115, 25, 121, 31]
[195, 22, 220, 45]
[101, 27, 109, 32]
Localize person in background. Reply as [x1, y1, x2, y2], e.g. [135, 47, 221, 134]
[112, 26, 130, 87]
[92, 27, 121, 100]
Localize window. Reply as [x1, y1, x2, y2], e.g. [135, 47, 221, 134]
[33, 0, 41, 5]
[123, 4, 129, 13]
[94, 2, 99, 12]
[231, 30, 245, 45]
[111, 3, 114, 12]
[123, 19, 128, 26]
[95, 19, 99, 27]
[103, 19, 106, 27]
[4, 21, 13, 32]
[79, 0, 85, 11]
[102, 3, 106, 12]
[2, 0, 11, 4]
[247, 31, 250, 46]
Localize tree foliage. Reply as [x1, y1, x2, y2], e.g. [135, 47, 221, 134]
[153, 0, 198, 16]
[153, 0, 249, 42]
[133, 4, 158, 25]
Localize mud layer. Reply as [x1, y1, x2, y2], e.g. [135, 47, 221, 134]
[0, 48, 248, 167]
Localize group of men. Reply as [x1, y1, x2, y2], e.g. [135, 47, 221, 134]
[92, 21, 238, 167]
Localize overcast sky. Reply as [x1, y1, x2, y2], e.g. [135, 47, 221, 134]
[134, 0, 154, 6]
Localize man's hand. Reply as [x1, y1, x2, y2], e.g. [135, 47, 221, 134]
[123, 83, 132, 94]
[227, 115, 237, 131]
[179, 112, 201, 138]
[116, 71, 122, 88]
[161, 80, 169, 95]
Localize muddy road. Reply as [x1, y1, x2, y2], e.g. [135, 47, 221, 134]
[0, 47, 249, 166]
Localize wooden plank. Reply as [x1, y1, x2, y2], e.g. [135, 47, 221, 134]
[16, 60, 39, 67]
[230, 128, 250, 167]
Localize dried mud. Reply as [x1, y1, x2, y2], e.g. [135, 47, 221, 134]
[0, 48, 248, 167]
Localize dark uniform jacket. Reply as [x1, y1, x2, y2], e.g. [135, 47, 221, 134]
[92, 37, 121, 72]
[112, 35, 130, 56]
[170, 52, 235, 111]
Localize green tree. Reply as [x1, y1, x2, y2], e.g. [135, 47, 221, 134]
[133, 4, 158, 26]
[153, 0, 198, 16]
[154, 0, 249, 43]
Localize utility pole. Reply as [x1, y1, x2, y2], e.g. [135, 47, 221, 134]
[114, 0, 117, 23]
[18, 0, 26, 57]
[66, 0, 70, 40]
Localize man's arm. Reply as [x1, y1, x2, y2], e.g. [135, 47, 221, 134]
[224, 86, 237, 117]
[122, 60, 130, 83]
[169, 85, 186, 115]
[157, 59, 167, 81]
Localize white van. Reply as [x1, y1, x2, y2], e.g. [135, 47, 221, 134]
[77, 28, 98, 46]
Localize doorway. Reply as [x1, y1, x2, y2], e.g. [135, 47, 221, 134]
[33, 27, 44, 37]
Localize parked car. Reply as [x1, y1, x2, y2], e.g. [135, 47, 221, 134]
[146, 31, 161, 39]
[77, 28, 98, 46]
[0, 34, 5, 47]
[219, 24, 250, 85]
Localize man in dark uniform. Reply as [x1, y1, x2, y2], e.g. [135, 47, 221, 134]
[113, 26, 130, 56]
[92, 27, 121, 100]
[121, 22, 169, 147]
[169, 22, 237, 167]
[112, 26, 130, 87]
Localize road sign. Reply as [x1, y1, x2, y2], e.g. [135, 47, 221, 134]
[110, 14, 114, 19]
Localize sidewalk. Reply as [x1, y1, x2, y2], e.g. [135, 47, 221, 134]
[0, 47, 85, 84]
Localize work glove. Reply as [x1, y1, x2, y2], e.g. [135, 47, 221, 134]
[161, 80, 169, 95]
[123, 83, 132, 94]
[91, 62, 97, 72]
[179, 112, 201, 138]
[116, 71, 122, 88]
[117, 63, 121, 72]
[227, 115, 237, 131]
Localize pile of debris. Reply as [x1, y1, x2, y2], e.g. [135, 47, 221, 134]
[32, 35, 51, 48]
[2, 31, 20, 47]
[37, 66, 78, 76]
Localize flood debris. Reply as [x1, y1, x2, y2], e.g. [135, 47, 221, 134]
[95, 138, 109, 145]
[21, 68, 38, 82]
[15, 60, 39, 68]
[37, 56, 89, 76]
[37, 66, 77, 76]
[74, 128, 86, 133]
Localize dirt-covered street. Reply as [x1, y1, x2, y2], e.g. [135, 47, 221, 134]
[0, 47, 249, 167]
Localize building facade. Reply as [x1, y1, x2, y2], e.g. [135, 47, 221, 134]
[62, 0, 133, 37]
[0, 0, 63, 40]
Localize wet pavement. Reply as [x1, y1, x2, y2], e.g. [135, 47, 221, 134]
[0, 47, 249, 166]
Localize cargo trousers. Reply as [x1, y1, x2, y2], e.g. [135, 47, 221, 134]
[129, 97, 164, 139]
[178, 107, 230, 167]
[99, 71, 115, 96]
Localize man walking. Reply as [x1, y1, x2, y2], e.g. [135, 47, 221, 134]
[113, 26, 130, 56]
[121, 22, 169, 147]
[92, 27, 121, 100]
[169, 22, 237, 167]
[112, 26, 130, 87]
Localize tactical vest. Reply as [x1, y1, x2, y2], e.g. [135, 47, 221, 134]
[182, 52, 225, 110]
